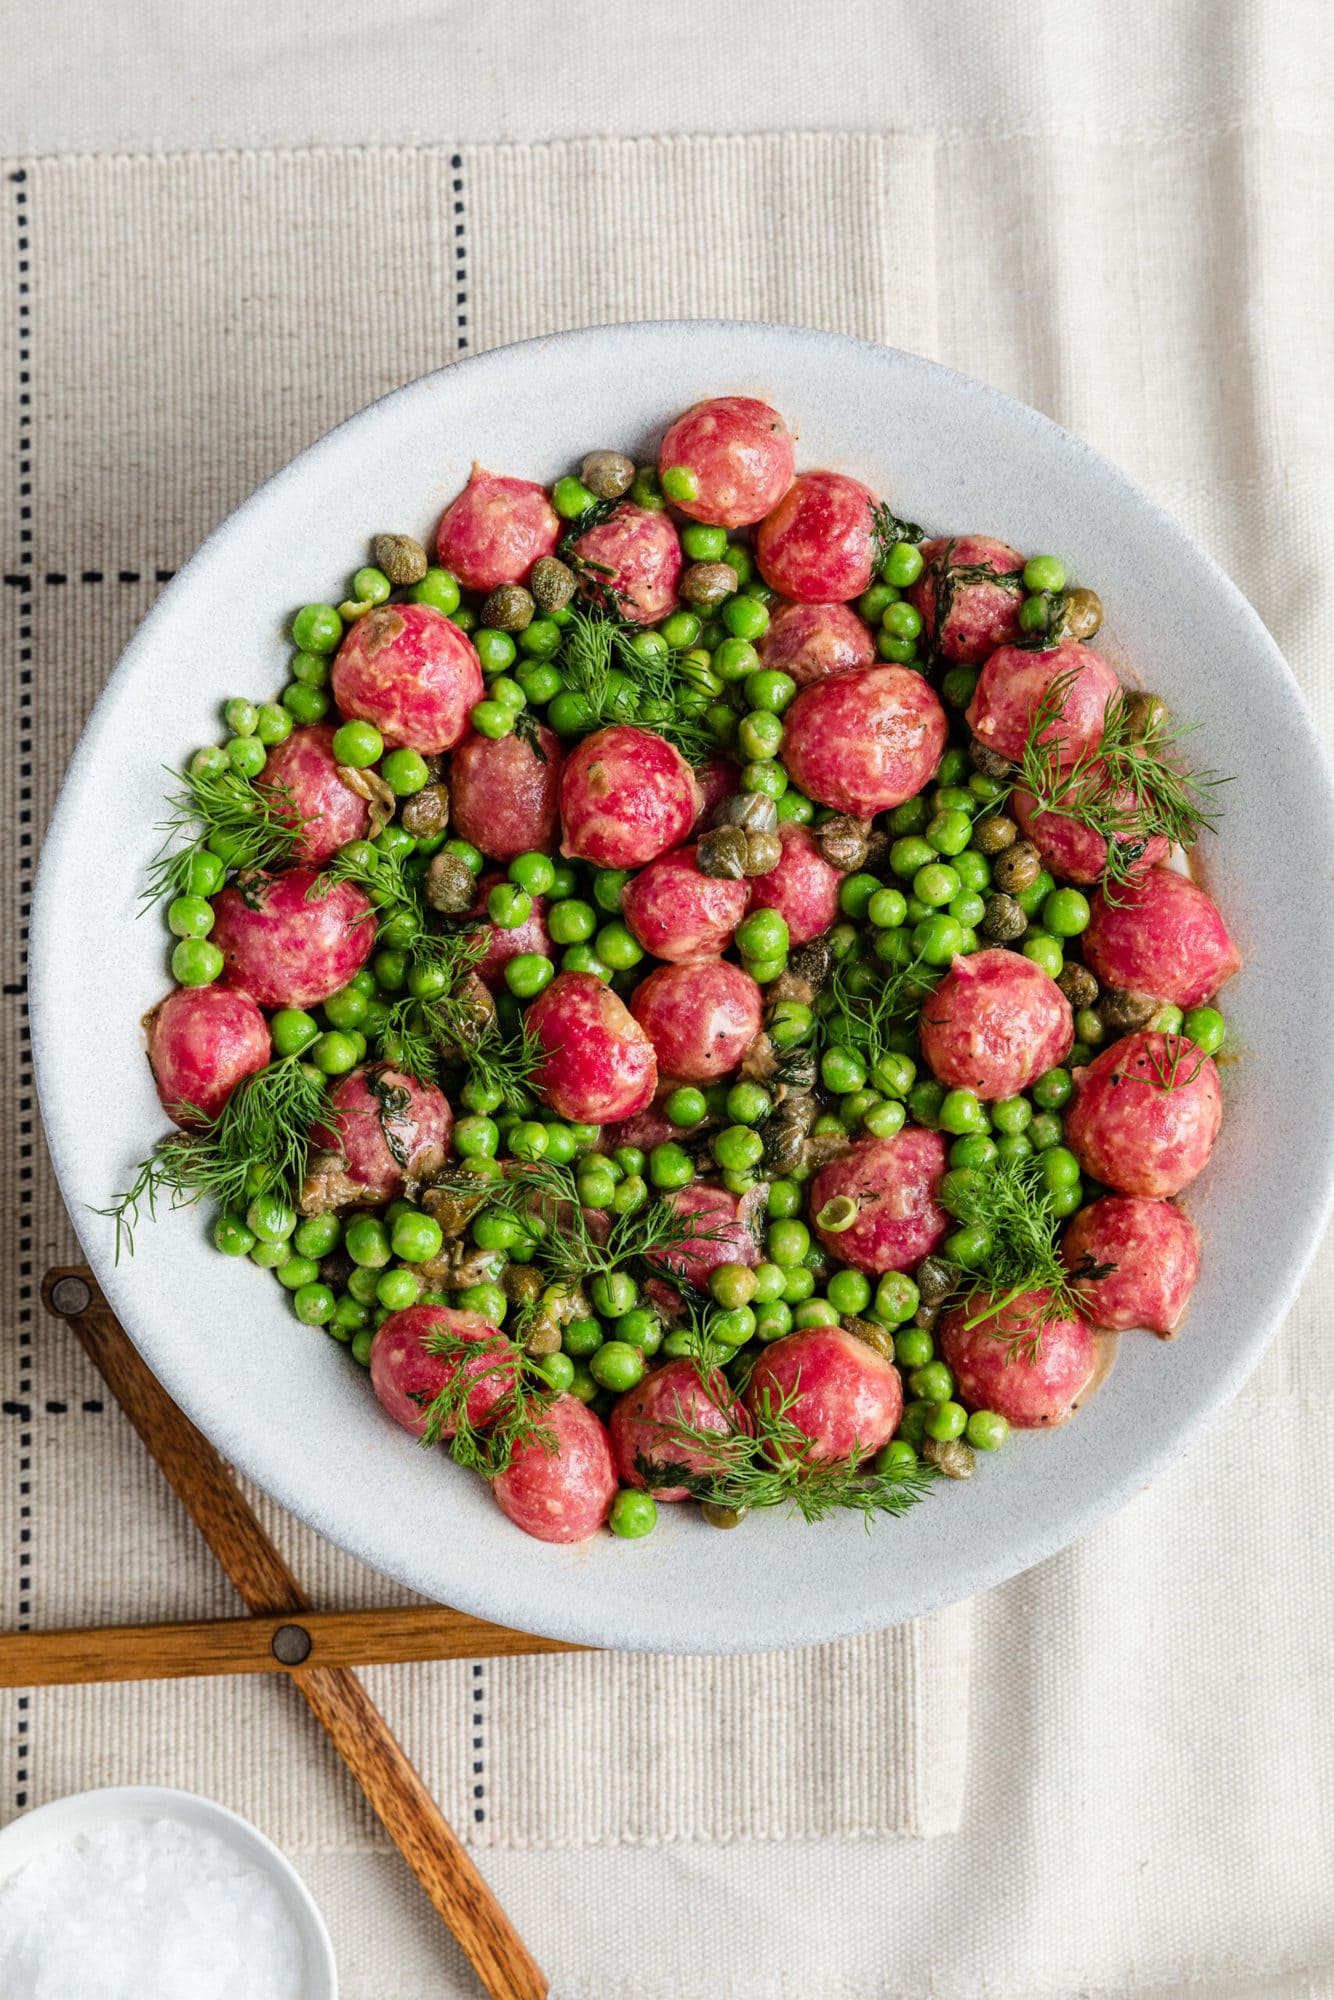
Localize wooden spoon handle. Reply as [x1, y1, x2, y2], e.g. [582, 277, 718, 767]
[41, 1267, 548, 2000]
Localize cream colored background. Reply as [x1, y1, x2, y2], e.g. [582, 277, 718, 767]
[2, 6, 1333, 1997]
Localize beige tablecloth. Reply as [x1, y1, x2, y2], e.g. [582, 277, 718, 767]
[2, 4, 1333, 1996]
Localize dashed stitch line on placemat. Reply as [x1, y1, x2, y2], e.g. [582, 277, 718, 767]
[471, 1661, 485, 1825]
[9, 163, 33, 1814]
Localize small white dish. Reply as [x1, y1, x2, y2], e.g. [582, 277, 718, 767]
[0, 1786, 337, 1997]
[30, 321, 1334, 1653]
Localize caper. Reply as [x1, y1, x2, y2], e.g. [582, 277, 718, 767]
[762, 1119, 808, 1173]
[522, 1318, 563, 1356]
[972, 814, 1018, 855]
[580, 450, 636, 501]
[1097, 987, 1159, 1033]
[915, 1255, 959, 1306]
[969, 739, 1013, 779]
[481, 584, 534, 632]
[743, 829, 783, 877]
[371, 533, 429, 586]
[775, 1047, 818, 1095]
[714, 790, 778, 834]
[1057, 963, 1099, 1009]
[530, 556, 576, 612]
[845, 1317, 896, 1360]
[1058, 585, 1103, 641]
[320, 1250, 354, 1289]
[913, 1301, 941, 1330]
[701, 1501, 749, 1529]
[980, 892, 1028, 943]
[500, 1264, 542, 1304]
[815, 814, 870, 871]
[787, 937, 833, 992]
[1122, 690, 1169, 740]
[863, 827, 893, 875]
[991, 838, 1041, 893]
[424, 851, 478, 914]
[680, 561, 737, 608]
[400, 782, 450, 838]
[696, 826, 749, 880]
[922, 1436, 976, 1479]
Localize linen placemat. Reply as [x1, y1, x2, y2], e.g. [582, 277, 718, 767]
[0, 135, 972, 1856]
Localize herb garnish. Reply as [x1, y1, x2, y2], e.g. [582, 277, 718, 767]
[412, 1328, 559, 1471]
[924, 538, 1025, 661]
[869, 501, 926, 570]
[815, 955, 936, 1068]
[1009, 669, 1230, 901]
[142, 764, 306, 913]
[942, 1151, 1114, 1361]
[555, 608, 716, 763]
[636, 1376, 938, 1524]
[315, 844, 487, 981]
[99, 1053, 327, 1259]
[1127, 1032, 1210, 1095]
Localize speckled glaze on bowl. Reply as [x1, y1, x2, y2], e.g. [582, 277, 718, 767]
[30, 323, 1334, 1654]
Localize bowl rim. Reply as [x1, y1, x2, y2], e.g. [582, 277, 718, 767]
[29, 318, 1334, 1652]
[0, 1784, 337, 1995]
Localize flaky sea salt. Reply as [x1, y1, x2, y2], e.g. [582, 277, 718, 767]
[0, 1815, 308, 1999]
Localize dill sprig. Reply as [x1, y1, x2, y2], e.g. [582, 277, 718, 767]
[869, 501, 926, 570]
[97, 1053, 327, 1259]
[638, 1376, 938, 1524]
[554, 608, 717, 764]
[141, 764, 306, 913]
[1010, 669, 1230, 900]
[558, 498, 632, 614]
[814, 954, 936, 1067]
[458, 1158, 737, 1292]
[1127, 1032, 1210, 1095]
[316, 844, 486, 979]
[943, 1151, 1114, 1360]
[374, 994, 543, 1111]
[413, 1328, 558, 1472]
[925, 538, 1025, 660]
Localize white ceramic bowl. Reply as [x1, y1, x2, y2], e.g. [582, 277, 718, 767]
[0, 1786, 336, 1995]
[30, 322, 1334, 1653]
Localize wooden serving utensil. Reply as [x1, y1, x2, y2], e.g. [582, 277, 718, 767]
[36, 1266, 550, 2000]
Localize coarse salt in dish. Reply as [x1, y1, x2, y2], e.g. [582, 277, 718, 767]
[0, 1815, 306, 1999]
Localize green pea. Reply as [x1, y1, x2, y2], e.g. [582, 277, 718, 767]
[308, 1030, 358, 1075]
[345, 1215, 391, 1268]
[721, 594, 769, 642]
[255, 703, 292, 747]
[876, 629, 918, 663]
[609, 1488, 658, 1538]
[735, 908, 789, 960]
[223, 696, 258, 738]
[589, 1340, 646, 1393]
[1016, 868, 1056, 918]
[710, 1125, 763, 1173]
[939, 1089, 989, 1137]
[767, 1001, 814, 1051]
[820, 1044, 866, 1095]
[949, 1136, 997, 1173]
[563, 1316, 603, 1357]
[953, 850, 991, 893]
[547, 689, 596, 736]
[894, 1327, 933, 1369]
[575, 1162, 618, 1210]
[943, 1222, 992, 1270]
[290, 649, 331, 688]
[662, 1086, 706, 1128]
[780, 1266, 815, 1305]
[567, 1359, 600, 1403]
[1027, 1113, 1063, 1153]
[826, 1269, 871, 1316]
[282, 682, 329, 725]
[375, 748, 427, 798]
[926, 810, 972, 858]
[1023, 554, 1068, 594]
[484, 883, 529, 930]
[679, 518, 725, 558]
[719, 1082, 767, 1130]
[1151, 1003, 1185, 1035]
[213, 1213, 256, 1258]
[249, 1238, 291, 1270]
[861, 887, 903, 931]
[1183, 1006, 1226, 1055]
[1032, 1067, 1073, 1111]
[643, 1142, 691, 1191]
[995, 1132, 1034, 1166]
[736, 710, 782, 762]
[373, 1266, 418, 1311]
[712, 1305, 756, 1346]
[941, 666, 980, 708]
[888, 835, 932, 878]
[908, 1078, 947, 1128]
[711, 637, 758, 684]
[330, 719, 382, 768]
[409, 566, 462, 614]
[1041, 887, 1090, 937]
[654, 609, 698, 650]
[913, 862, 961, 909]
[912, 914, 965, 965]
[553, 474, 597, 517]
[1040, 1145, 1081, 1192]
[767, 1178, 803, 1219]
[506, 1121, 548, 1163]
[926, 1399, 968, 1442]
[708, 1262, 756, 1310]
[292, 1212, 341, 1261]
[166, 893, 215, 941]
[880, 540, 922, 587]
[743, 668, 797, 715]
[767, 1218, 810, 1266]
[292, 1282, 336, 1326]
[504, 953, 555, 1000]
[862, 1099, 905, 1140]
[882, 599, 922, 641]
[741, 758, 788, 799]
[1021, 931, 1063, 978]
[831, 872, 874, 920]
[910, 1360, 954, 1404]
[964, 1408, 1009, 1451]
[171, 939, 224, 986]
[596, 921, 643, 970]
[291, 603, 343, 654]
